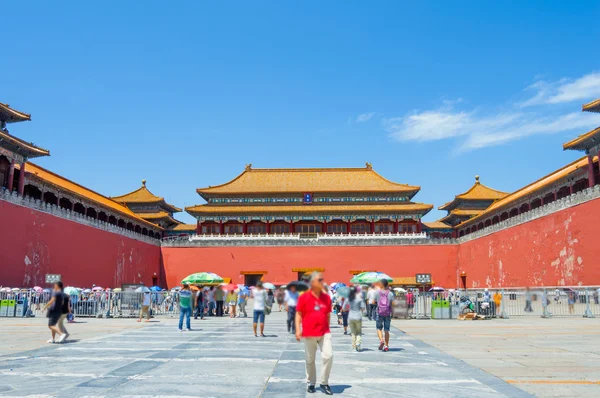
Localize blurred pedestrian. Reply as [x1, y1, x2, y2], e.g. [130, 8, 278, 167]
[194, 287, 204, 320]
[285, 284, 298, 334]
[227, 289, 238, 318]
[296, 272, 333, 395]
[207, 287, 215, 316]
[215, 286, 224, 317]
[253, 281, 267, 337]
[237, 287, 248, 318]
[524, 287, 533, 312]
[348, 286, 365, 352]
[58, 287, 71, 341]
[376, 279, 393, 352]
[367, 286, 378, 321]
[138, 291, 151, 322]
[276, 287, 285, 311]
[178, 284, 193, 331]
[43, 282, 67, 344]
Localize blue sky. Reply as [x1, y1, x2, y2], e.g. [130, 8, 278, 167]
[4, 1, 600, 223]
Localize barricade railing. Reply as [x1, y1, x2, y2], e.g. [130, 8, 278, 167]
[457, 287, 600, 318]
[0, 290, 182, 318]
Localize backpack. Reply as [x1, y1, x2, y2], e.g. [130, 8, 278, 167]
[377, 290, 392, 317]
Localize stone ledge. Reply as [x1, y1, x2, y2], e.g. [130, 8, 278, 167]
[0, 189, 160, 246]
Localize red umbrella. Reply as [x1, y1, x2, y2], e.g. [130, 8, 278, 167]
[221, 284, 238, 291]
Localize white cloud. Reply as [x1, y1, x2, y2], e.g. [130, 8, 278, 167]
[384, 102, 600, 153]
[355, 112, 375, 123]
[520, 72, 600, 107]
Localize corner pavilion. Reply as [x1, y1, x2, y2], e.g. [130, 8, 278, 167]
[186, 163, 433, 235]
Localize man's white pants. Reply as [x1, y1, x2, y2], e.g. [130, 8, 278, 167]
[303, 333, 333, 385]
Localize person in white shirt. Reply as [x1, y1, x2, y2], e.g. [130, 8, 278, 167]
[284, 285, 299, 334]
[253, 281, 268, 337]
[367, 287, 378, 321]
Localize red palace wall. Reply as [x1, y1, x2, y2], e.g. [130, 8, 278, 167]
[458, 197, 600, 288]
[0, 200, 162, 288]
[2, 196, 599, 289]
[161, 245, 459, 288]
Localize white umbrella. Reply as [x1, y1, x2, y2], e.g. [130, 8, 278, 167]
[92, 286, 103, 292]
[263, 282, 276, 290]
[136, 286, 151, 293]
[394, 287, 407, 293]
[11, 288, 20, 292]
[83, 289, 92, 293]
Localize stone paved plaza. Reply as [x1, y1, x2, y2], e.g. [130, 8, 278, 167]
[0, 310, 529, 397]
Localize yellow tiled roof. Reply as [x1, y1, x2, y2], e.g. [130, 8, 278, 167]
[423, 221, 453, 229]
[439, 209, 482, 224]
[0, 102, 31, 123]
[0, 130, 50, 158]
[186, 203, 433, 215]
[111, 181, 181, 212]
[196, 164, 420, 196]
[582, 98, 600, 113]
[22, 163, 162, 230]
[458, 156, 596, 228]
[562, 126, 600, 151]
[439, 176, 507, 210]
[171, 223, 197, 231]
[137, 211, 181, 225]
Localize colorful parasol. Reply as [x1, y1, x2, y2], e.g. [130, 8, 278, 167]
[181, 272, 224, 285]
[350, 272, 393, 285]
[262, 282, 276, 290]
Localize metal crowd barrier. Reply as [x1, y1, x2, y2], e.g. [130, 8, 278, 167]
[0, 290, 182, 318]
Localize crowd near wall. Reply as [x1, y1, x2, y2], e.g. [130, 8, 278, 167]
[1, 191, 599, 289]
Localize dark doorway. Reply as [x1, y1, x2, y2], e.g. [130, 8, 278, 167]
[297, 272, 306, 281]
[152, 275, 158, 287]
[244, 274, 262, 287]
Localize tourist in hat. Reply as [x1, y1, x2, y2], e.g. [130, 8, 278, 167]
[295, 272, 334, 395]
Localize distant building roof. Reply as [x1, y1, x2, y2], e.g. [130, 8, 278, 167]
[21, 162, 161, 230]
[111, 180, 181, 213]
[457, 156, 596, 228]
[0, 130, 50, 159]
[582, 98, 600, 113]
[562, 126, 600, 152]
[422, 221, 453, 230]
[171, 223, 197, 232]
[0, 102, 31, 123]
[439, 176, 508, 211]
[196, 164, 420, 197]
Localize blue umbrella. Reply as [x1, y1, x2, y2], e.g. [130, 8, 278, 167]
[333, 283, 347, 290]
[150, 286, 162, 292]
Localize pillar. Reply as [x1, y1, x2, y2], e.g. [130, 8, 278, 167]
[290, 220, 294, 234]
[196, 220, 201, 235]
[243, 221, 248, 234]
[219, 220, 224, 235]
[17, 162, 25, 196]
[7, 159, 15, 192]
[393, 221, 399, 234]
[370, 220, 375, 234]
[587, 155, 596, 187]
[322, 221, 327, 234]
[266, 222, 271, 234]
[346, 221, 351, 234]
[417, 221, 422, 233]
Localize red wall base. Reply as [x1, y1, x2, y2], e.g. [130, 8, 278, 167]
[0, 200, 161, 288]
[458, 197, 600, 288]
[161, 245, 458, 288]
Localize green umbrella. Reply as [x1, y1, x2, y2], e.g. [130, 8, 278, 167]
[350, 272, 393, 285]
[64, 286, 80, 296]
[181, 272, 224, 285]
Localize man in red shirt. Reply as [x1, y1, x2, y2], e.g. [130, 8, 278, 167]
[295, 272, 334, 395]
